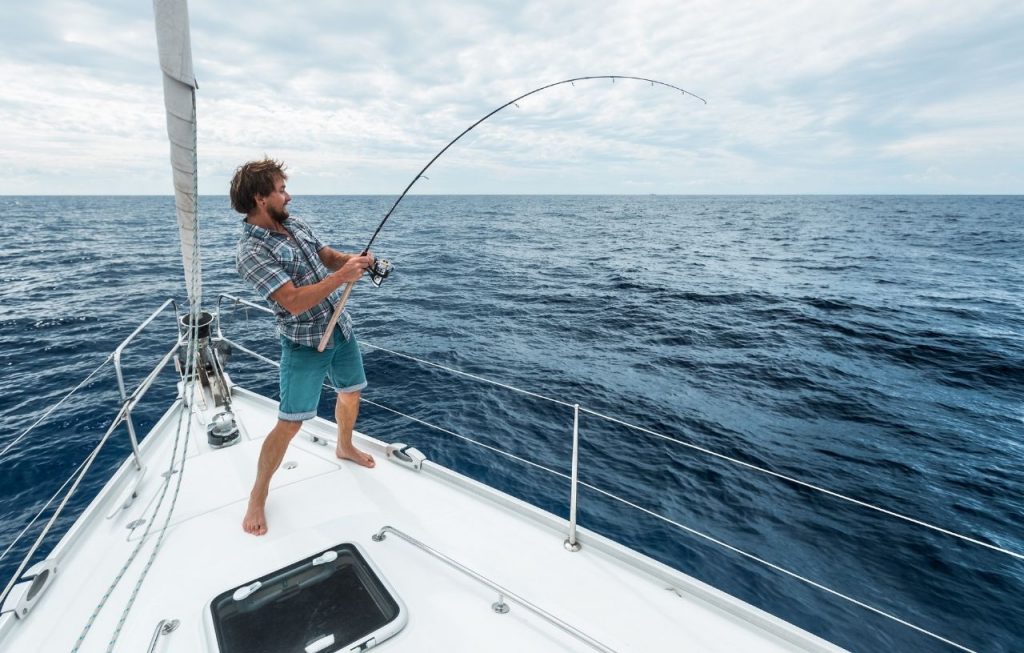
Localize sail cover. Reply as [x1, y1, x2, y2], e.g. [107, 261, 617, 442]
[153, 0, 201, 306]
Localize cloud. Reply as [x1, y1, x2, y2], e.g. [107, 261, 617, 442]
[1, 0, 1022, 194]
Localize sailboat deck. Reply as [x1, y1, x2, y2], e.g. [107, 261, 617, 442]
[1, 387, 844, 652]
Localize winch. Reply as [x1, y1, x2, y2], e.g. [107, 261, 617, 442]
[207, 410, 240, 448]
[178, 310, 240, 448]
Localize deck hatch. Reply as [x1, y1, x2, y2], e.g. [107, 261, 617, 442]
[210, 543, 406, 653]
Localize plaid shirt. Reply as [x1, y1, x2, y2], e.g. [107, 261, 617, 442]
[236, 217, 352, 348]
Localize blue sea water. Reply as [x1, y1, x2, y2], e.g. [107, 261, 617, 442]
[1, 195, 1021, 652]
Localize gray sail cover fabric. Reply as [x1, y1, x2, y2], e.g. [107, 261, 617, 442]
[153, 0, 201, 306]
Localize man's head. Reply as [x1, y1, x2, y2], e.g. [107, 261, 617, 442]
[230, 158, 290, 222]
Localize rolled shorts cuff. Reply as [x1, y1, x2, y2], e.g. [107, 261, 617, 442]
[335, 381, 368, 394]
[278, 408, 317, 422]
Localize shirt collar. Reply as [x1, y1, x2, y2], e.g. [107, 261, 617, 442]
[242, 218, 291, 242]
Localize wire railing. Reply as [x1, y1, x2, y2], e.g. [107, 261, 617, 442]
[216, 293, 1019, 652]
[0, 300, 184, 608]
[4, 294, 1014, 653]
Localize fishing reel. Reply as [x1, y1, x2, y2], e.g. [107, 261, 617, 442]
[367, 257, 393, 287]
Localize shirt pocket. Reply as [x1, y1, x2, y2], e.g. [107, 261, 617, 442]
[273, 244, 307, 282]
[292, 233, 326, 285]
[272, 245, 299, 276]
[294, 228, 320, 250]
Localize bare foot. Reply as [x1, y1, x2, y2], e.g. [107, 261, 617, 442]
[337, 444, 375, 468]
[242, 497, 268, 535]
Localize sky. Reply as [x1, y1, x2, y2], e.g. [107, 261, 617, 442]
[1, 0, 1022, 195]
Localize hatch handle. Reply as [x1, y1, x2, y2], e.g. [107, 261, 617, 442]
[232, 581, 261, 601]
[305, 633, 335, 653]
[312, 550, 338, 566]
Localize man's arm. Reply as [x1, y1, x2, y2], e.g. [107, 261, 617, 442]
[318, 246, 350, 271]
[318, 246, 373, 271]
[270, 254, 373, 315]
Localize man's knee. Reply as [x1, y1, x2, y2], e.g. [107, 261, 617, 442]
[274, 419, 304, 438]
[336, 389, 361, 403]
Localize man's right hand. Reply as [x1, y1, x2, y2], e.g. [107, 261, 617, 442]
[334, 255, 374, 284]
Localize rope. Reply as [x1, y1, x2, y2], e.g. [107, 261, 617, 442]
[0, 401, 132, 607]
[95, 91, 203, 653]
[104, 368, 194, 652]
[226, 335, 1024, 562]
[0, 312, 179, 608]
[219, 339, 565, 479]
[582, 481, 977, 653]
[69, 356, 194, 652]
[360, 397, 567, 480]
[0, 456, 91, 564]
[0, 355, 112, 460]
[73, 88, 204, 653]
[361, 342, 575, 408]
[579, 407, 1024, 562]
[219, 326, 1000, 650]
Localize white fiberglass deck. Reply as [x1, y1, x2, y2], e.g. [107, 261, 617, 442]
[0, 386, 845, 652]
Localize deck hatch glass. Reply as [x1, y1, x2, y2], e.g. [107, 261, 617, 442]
[210, 543, 405, 653]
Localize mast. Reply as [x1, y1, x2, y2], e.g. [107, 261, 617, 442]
[153, 0, 201, 307]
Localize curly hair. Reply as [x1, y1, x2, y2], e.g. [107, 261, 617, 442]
[229, 158, 288, 214]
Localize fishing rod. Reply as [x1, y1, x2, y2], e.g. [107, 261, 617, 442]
[317, 75, 706, 351]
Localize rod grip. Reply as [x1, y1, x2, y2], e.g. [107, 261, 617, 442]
[316, 281, 356, 352]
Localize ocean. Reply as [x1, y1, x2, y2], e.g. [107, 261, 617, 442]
[1, 195, 1021, 651]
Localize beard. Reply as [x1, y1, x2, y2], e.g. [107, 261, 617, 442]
[268, 204, 289, 224]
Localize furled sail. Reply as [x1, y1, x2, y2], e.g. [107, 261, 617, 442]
[153, 0, 201, 306]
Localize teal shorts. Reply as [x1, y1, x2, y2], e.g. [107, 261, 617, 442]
[278, 326, 367, 422]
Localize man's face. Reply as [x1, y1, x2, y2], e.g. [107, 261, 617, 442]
[264, 177, 291, 223]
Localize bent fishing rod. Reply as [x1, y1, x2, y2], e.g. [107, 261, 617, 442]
[318, 75, 706, 351]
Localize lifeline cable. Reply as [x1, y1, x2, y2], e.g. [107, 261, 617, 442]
[318, 75, 706, 350]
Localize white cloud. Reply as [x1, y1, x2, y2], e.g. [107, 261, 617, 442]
[1, 0, 1022, 194]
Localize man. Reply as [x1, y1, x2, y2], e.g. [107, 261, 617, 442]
[231, 158, 376, 536]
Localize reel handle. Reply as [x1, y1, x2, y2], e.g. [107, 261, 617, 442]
[316, 281, 356, 352]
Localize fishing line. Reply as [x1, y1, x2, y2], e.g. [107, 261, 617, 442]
[362, 75, 706, 254]
[318, 75, 705, 351]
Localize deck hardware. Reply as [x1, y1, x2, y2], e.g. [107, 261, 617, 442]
[127, 519, 146, 530]
[304, 633, 335, 653]
[2, 559, 58, 619]
[354, 636, 377, 651]
[312, 550, 338, 566]
[283, 461, 298, 470]
[308, 434, 329, 446]
[232, 581, 262, 601]
[114, 301, 181, 472]
[385, 443, 426, 471]
[371, 525, 616, 652]
[146, 618, 179, 653]
[492, 594, 510, 614]
[207, 410, 239, 448]
[161, 468, 179, 479]
[106, 467, 147, 518]
[564, 403, 582, 552]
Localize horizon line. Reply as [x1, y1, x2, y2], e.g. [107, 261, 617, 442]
[5, 193, 1022, 198]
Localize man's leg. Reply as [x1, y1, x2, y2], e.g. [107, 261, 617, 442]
[335, 390, 374, 467]
[243, 419, 303, 535]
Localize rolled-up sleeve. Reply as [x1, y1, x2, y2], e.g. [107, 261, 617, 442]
[237, 247, 291, 301]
